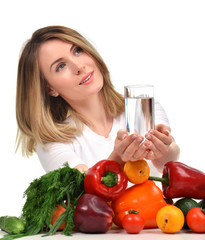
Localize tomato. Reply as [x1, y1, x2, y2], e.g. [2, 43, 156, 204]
[122, 210, 144, 234]
[50, 204, 66, 230]
[156, 205, 184, 233]
[124, 160, 150, 185]
[186, 207, 205, 233]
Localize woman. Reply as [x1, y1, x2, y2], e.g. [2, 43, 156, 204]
[16, 25, 180, 176]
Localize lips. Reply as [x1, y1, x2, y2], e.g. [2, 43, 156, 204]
[79, 72, 93, 85]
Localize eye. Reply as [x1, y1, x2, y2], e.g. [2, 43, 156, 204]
[56, 63, 66, 72]
[74, 47, 83, 55]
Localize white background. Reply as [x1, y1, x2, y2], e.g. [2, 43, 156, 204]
[0, 0, 205, 217]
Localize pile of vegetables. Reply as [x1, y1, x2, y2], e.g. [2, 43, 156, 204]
[124, 160, 205, 233]
[1, 159, 205, 238]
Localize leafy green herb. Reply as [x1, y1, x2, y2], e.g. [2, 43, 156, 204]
[1, 163, 85, 239]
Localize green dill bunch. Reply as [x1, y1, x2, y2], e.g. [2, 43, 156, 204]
[21, 163, 85, 236]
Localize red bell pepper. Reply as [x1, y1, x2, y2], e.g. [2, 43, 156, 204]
[149, 161, 205, 199]
[84, 160, 128, 201]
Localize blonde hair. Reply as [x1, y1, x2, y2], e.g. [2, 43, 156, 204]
[16, 26, 125, 156]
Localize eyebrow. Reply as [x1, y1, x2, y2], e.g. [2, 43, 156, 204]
[70, 44, 75, 52]
[49, 44, 75, 71]
[50, 57, 63, 71]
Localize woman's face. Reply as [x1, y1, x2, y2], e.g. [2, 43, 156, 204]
[38, 39, 103, 104]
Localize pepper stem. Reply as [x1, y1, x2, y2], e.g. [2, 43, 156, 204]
[101, 172, 117, 187]
[148, 174, 169, 186]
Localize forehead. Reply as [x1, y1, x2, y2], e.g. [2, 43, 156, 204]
[37, 39, 73, 68]
[38, 39, 72, 57]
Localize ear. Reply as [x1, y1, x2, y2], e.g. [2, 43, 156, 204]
[47, 85, 59, 97]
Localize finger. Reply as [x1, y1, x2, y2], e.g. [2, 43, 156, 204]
[144, 135, 168, 156]
[114, 134, 139, 156]
[146, 130, 173, 145]
[132, 144, 149, 160]
[145, 150, 155, 161]
[155, 124, 171, 136]
[121, 136, 144, 161]
[144, 140, 162, 160]
[117, 129, 129, 140]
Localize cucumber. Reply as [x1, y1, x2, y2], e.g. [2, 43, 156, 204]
[0, 216, 25, 234]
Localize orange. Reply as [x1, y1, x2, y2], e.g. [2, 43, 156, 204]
[124, 160, 150, 184]
[156, 205, 185, 233]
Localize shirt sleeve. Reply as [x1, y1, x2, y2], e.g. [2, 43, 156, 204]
[36, 142, 85, 172]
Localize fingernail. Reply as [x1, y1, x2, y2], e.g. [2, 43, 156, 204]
[165, 129, 170, 135]
[138, 137, 144, 143]
[147, 142, 152, 147]
[150, 151, 154, 155]
[143, 142, 152, 148]
[146, 135, 151, 140]
[122, 134, 128, 140]
[143, 144, 148, 149]
[131, 134, 138, 140]
[149, 130, 155, 135]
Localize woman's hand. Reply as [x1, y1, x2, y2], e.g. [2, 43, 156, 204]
[109, 124, 178, 167]
[143, 124, 173, 161]
[75, 164, 88, 173]
[109, 130, 148, 163]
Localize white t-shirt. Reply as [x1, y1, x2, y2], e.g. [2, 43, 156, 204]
[37, 101, 169, 177]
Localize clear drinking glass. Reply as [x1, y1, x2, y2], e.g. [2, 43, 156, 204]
[124, 84, 155, 136]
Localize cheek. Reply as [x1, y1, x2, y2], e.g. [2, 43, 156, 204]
[49, 72, 75, 90]
[96, 75, 104, 91]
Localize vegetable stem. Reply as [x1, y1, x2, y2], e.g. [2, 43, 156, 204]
[148, 174, 169, 186]
[101, 172, 118, 187]
[128, 209, 140, 215]
[43, 211, 67, 237]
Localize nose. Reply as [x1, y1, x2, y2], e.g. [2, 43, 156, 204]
[70, 59, 85, 75]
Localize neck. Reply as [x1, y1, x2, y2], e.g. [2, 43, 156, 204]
[68, 94, 113, 137]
